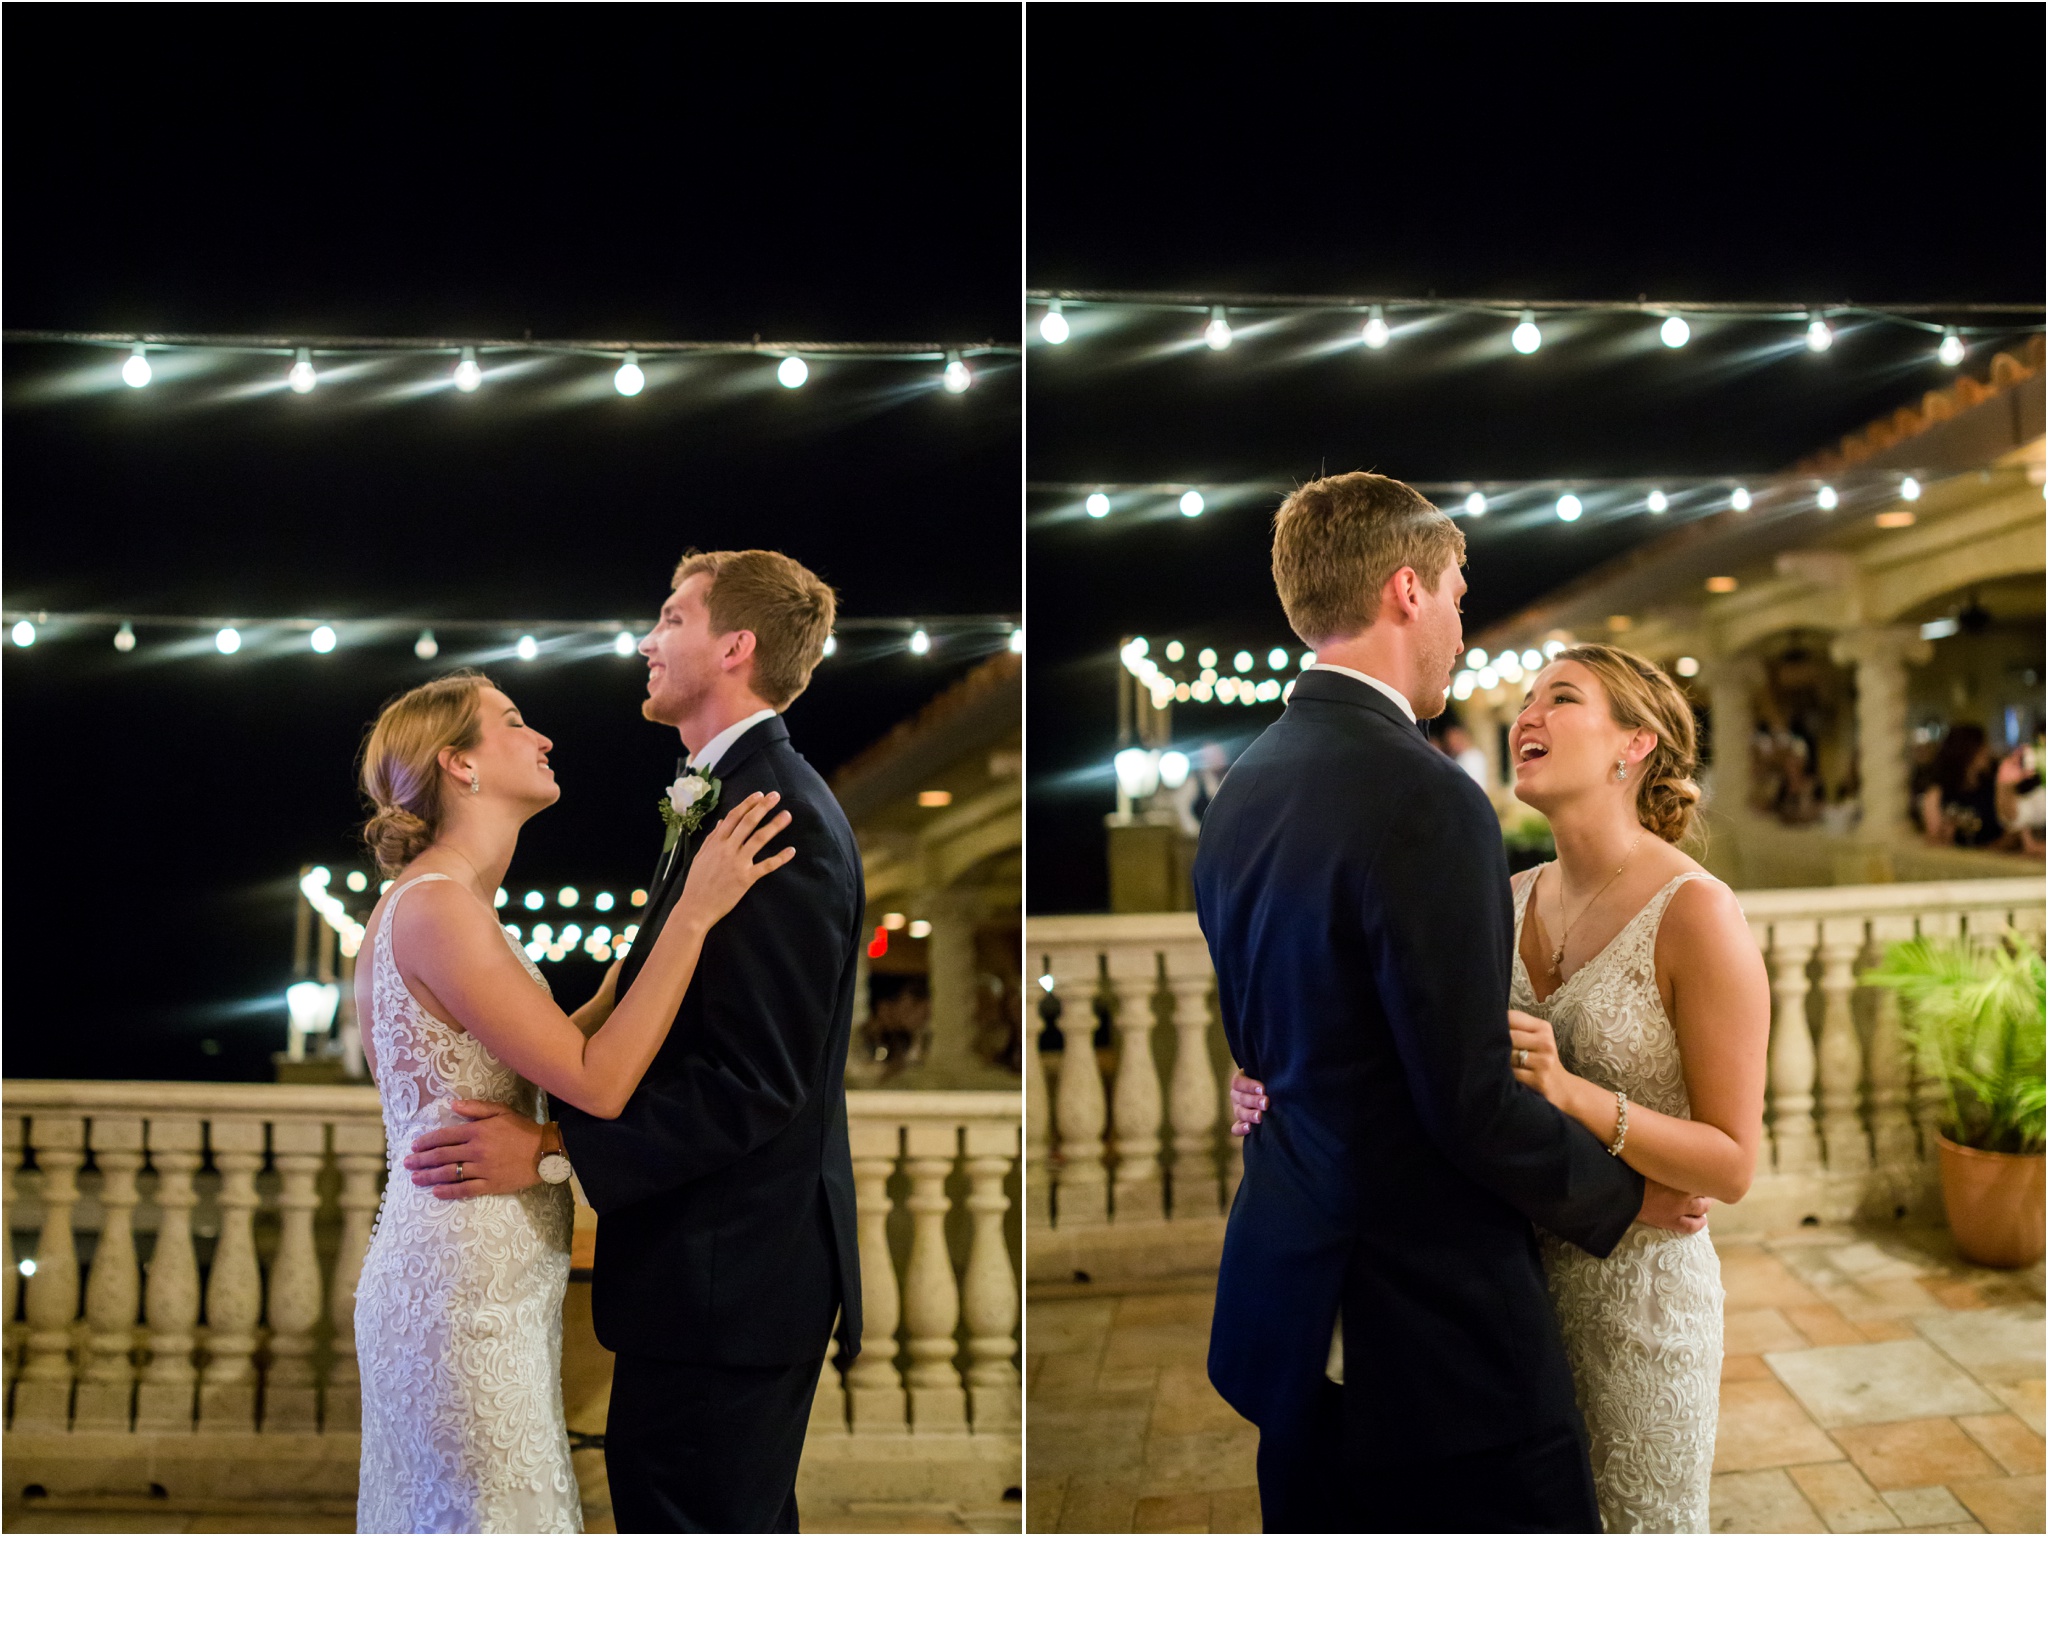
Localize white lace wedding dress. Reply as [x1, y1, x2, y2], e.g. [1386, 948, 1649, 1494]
[355, 873, 581, 1534]
[1511, 869, 1724, 1534]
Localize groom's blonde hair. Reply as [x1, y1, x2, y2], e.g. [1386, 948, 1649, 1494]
[673, 549, 837, 710]
[1271, 472, 1466, 645]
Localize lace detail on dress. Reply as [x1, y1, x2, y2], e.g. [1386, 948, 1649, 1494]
[1513, 868, 1725, 1534]
[354, 873, 581, 1534]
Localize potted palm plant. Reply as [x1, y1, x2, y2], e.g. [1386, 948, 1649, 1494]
[1863, 935, 2046, 1267]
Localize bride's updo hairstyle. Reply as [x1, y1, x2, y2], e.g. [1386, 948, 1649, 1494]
[359, 669, 495, 877]
[1555, 644, 1703, 844]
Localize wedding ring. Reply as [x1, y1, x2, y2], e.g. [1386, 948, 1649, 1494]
[1514, 1048, 1528, 1070]
[454, 1162, 465, 1182]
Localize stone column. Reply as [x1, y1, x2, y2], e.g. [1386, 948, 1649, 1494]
[843, 1130, 906, 1432]
[135, 1118, 204, 1432]
[1763, 921, 1822, 1174]
[198, 1119, 266, 1430]
[1831, 626, 1934, 842]
[1163, 943, 1221, 1220]
[75, 1117, 146, 1431]
[1044, 948, 1108, 1226]
[1815, 919, 1871, 1173]
[14, 1116, 86, 1430]
[1105, 946, 1165, 1223]
[262, 1120, 328, 1430]
[961, 1123, 1020, 1433]
[1865, 913, 1921, 1173]
[901, 1129, 967, 1434]
[324, 1119, 384, 1431]
[920, 891, 983, 1086]
[1700, 653, 1764, 817]
[1024, 1007, 1052, 1229]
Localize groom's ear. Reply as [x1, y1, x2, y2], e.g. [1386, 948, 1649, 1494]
[717, 627, 758, 676]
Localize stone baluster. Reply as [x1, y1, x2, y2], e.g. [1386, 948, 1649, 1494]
[135, 1118, 204, 1431]
[198, 1119, 266, 1430]
[14, 1116, 87, 1430]
[1105, 946, 1165, 1223]
[324, 1119, 385, 1432]
[808, 1333, 848, 1438]
[262, 1120, 328, 1430]
[1908, 910, 1963, 1153]
[1763, 920, 1822, 1173]
[843, 1127, 906, 1431]
[961, 1123, 1020, 1433]
[1024, 1006, 1052, 1229]
[1163, 943, 1221, 1221]
[1864, 913, 1920, 1171]
[1815, 918, 1870, 1172]
[901, 1127, 967, 1434]
[4, 1115, 23, 1386]
[75, 1118, 146, 1431]
[1044, 948, 1108, 1226]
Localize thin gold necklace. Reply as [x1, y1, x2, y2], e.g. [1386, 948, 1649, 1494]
[1546, 833, 1643, 979]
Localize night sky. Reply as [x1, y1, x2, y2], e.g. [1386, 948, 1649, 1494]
[3, 9, 1020, 1080]
[1025, 2, 2045, 912]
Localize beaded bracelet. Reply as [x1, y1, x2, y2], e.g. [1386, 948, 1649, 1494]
[1607, 1090, 1630, 1157]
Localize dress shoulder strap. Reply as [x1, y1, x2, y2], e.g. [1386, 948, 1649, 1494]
[1643, 869, 1716, 944]
[1511, 864, 1544, 922]
[375, 872, 454, 960]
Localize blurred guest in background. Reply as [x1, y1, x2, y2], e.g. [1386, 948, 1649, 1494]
[1994, 744, 2045, 856]
[1439, 722, 1490, 787]
[1920, 723, 2003, 848]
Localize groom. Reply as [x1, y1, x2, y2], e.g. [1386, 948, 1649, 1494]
[1193, 473, 1705, 1532]
[413, 548, 863, 1532]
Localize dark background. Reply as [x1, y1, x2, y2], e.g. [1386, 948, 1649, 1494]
[1026, 2, 2045, 911]
[4, 7, 1021, 1080]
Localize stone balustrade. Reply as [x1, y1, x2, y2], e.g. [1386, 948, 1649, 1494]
[1026, 877, 2044, 1280]
[4, 1083, 1019, 1497]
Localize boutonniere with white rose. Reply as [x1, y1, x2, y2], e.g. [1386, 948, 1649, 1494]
[658, 769, 722, 860]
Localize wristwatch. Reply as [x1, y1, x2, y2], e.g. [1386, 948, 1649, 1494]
[536, 1121, 574, 1186]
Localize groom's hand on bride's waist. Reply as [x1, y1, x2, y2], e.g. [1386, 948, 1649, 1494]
[1227, 1071, 1267, 1137]
[406, 1101, 549, 1198]
[1638, 1181, 1711, 1236]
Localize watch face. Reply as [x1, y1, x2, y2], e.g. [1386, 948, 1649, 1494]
[538, 1153, 573, 1185]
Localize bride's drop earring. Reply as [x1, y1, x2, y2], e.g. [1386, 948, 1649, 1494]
[470, 771, 481, 794]
[1614, 758, 1629, 782]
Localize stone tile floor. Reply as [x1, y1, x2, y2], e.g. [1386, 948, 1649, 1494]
[1025, 1222, 2044, 1534]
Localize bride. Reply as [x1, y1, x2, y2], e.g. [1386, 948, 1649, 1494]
[1232, 645, 1768, 1532]
[350, 668, 792, 1533]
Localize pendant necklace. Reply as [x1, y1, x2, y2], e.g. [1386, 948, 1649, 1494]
[1547, 833, 1644, 979]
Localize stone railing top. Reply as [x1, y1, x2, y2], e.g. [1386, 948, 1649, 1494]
[3, 1080, 1018, 1124]
[1028, 912, 1212, 945]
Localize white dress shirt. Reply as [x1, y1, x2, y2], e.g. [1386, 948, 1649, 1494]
[689, 707, 780, 774]
[1307, 661, 1417, 724]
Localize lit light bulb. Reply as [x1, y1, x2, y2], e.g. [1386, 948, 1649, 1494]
[1554, 493, 1582, 522]
[123, 345, 152, 388]
[777, 355, 808, 390]
[1164, 640, 1184, 661]
[1659, 315, 1690, 349]
[1521, 650, 1542, 671]
[415, 629, 438, 660]
[1900, 476, 1922, 501]
[908, 628, 931, 656]
[1647, 489, 1669, 513]
[454, 347, 482, 392]
[942, 353, 973, 394]
[1203, 307, 1232, 350]
[1511, 311, 1542, 355]
[1542, 640, 1565, 658]
[1466, 649, 1488, 670]
[288, 348, 317, 393]
[613, 631, 635, 656]
[1233, 651, 1253, 673]
[1008, 627, 1024, 653]
[348, 871, 370, 892]
[614, 351, 645, 396]
[114, 621, 136, 652]
[1198, 648, 1217, 668]
[1361, 304, 1390, 349]
[1179, 490, 1205, 518]
[1804, 316, 1833, 353]
[1464, 492, 1487, 518]
[1675, 656, 1701, 678]
[516, 634, 539, 661]
[1297, 651, 1313, 669]
[10, 620, 34, 648]
[1268, 647, 1289, 671]
[1937, 329, 1965, 367]
[1817, 485, 1838, 510]
[559, 886, 579, 908]
[1039, 300, 1070, 344]
[822, 634, 837, 657]
[1730, 487, 1752, 512]
[524, 890, 543, 910]
[310, 624, 337, 653]
[1452, 672, 1476, 701]
[215, 627, 241, 654]
[594, 892, 613, 911]
[1085, 491, 1111, 518]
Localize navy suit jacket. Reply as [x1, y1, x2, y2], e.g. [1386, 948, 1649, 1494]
[556, 715, 864, 1368]
[1193, 669, 1643, 1463]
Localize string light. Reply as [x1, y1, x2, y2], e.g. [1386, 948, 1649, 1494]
[454, 347, 482, 392]
[1179, 490, 1205, 517]
[908, 628, 931, 656]
[415, 629, 438, 659]
[215, 627, 241, 654]
[1817, 485, 1838, 510]
[1659, 315, 1690, 349]
[310, 624, 337, 653]
[1900, 476, 1922, 501]
[1203, 307, 1233, 350]
[613, 351, 645, 396]
[1267, 647, 1288, 671]
[613, 631, 636, 656]
[822, 634, 837, 657]
[942, 352, 973, 394]
[1085, 491, 1111, 518]
[777, 355, 809, 389]
[516, 634, 539, 660]
[1804, 315, 1834, 353]
[113, 621, 135, 652]
[287, 348, 316, 393]
[10, 620, 33, 648]
[1511, 312, 1543, 355]
[1009, 627, 1024, 653]
[1464, 492, 1487, 517]
[1554, 493, 1582, 521]
[1730, 487, 1752, 511]
[1040, 300, 1070, 345]
[1647, 489, 1668, 513]
[1937, 329, 1965, 367]
[1361, 305, 1390, 349]
[122, 345, 152, 388]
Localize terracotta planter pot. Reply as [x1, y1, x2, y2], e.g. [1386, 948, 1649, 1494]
[1937, 1136, 2046, 1269]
